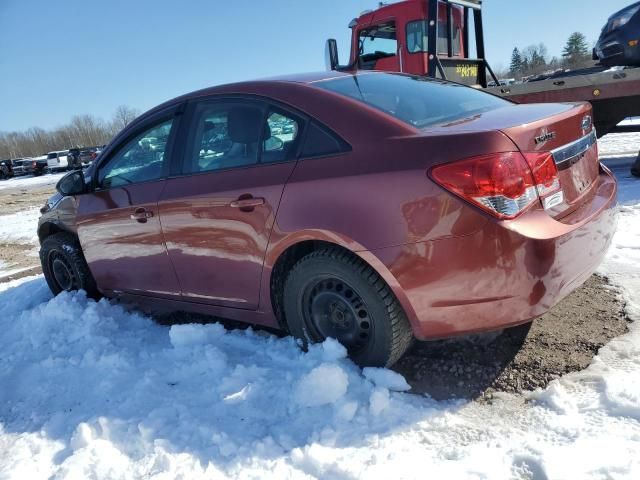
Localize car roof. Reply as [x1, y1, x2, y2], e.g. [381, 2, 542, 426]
[134, 71, 400, 126]
[182, 70, 378, 98]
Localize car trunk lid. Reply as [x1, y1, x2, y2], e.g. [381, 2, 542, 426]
[498, 102, 599, 219]
[426, 102, 599, 220]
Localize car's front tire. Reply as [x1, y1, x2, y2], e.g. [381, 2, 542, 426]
[283, 247, 413, 367]
[40, 233, 99, 298]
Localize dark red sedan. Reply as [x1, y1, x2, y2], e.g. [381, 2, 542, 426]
[38, 72, 617, 367]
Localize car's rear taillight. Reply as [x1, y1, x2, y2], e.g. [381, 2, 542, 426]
[431, 151, 561, 219]
[522, 152, 561, 197]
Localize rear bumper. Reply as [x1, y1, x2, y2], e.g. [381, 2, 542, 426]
[370, 167, 618, 340]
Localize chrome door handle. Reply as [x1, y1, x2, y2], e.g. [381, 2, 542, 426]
[131, 208, 154, 223]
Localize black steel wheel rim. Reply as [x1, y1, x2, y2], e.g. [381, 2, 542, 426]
[302, 276, 372, 352]
[49, 251, 76, 291]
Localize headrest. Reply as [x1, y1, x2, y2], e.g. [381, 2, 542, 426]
[228, 106, 263, 144]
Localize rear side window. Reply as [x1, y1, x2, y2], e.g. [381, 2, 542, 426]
[300, 122, 346, 158]
[315, 73, 510, 129]
[263, 110, 301, 164]
[184, 102, 263, 174]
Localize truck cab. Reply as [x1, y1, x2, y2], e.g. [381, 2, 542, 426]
[327, 0, 497, 87]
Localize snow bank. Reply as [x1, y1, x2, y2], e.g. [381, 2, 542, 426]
[0, 157, 638, 478]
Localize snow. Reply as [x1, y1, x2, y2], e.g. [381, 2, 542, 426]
[0, 172, 65, 191]
[618, 116, 640, 127]
[0, 208, 41, 245]
[0, 144, 639, 478]
[599, 131, 640, 157]
[294, 363, 349, 407]
[363, 367, 411, 392]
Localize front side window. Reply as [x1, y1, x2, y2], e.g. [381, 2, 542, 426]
[316, 73, 510, 129]
[99, 119, 173, 188]
[406, 20, 428, 53]
[359, 22, 398, 58]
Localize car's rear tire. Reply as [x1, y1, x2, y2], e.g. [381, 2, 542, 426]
[40, 232, 100, 298]
[283, 247, 413, 367]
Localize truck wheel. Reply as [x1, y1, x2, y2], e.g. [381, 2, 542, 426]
[283, 247, 413, 367]
[40, 233, 100, 298]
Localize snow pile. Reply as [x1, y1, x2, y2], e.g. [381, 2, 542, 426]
[0, 208, 41, 244]
[0, 160, 638, 478]
[294, 363, 349, 407]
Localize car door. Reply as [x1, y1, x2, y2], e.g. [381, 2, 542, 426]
[158, 98, 303, 309]
[76, 108, 182, 298]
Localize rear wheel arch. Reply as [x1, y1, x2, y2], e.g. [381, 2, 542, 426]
[269, 238, 419, 337]
[277, 243, 414, 366]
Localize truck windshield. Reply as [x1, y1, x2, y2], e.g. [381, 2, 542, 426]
[315, 73, 511, 128]
[359, 22, 397, 57]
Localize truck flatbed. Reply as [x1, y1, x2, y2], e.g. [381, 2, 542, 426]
[486, 67, 640, 137]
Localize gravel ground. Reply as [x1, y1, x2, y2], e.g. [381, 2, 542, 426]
[0, 181, 630, 401]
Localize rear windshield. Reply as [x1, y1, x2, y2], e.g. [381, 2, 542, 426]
[315, 73, 510, 128]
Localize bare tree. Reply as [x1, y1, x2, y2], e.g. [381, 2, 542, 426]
[111, 105, 140, 136]
[0, 105, 139, 160]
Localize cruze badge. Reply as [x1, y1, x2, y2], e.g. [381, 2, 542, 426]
[535, 130, 556, 145]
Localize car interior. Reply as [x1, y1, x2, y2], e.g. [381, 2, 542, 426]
[191, 105, 298, 173]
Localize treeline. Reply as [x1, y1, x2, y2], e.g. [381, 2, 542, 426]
[508, 32, 594, 79]
[0, 105, 140, 160]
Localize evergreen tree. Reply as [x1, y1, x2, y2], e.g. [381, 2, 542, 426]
[509, 47, 523, 75]
[562, 32, 590, 67]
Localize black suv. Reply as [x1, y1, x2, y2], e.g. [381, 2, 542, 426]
[0, 159, 14, 180]
[595, 2, 640, 67]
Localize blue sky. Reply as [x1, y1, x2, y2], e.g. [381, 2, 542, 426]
[0, 0, 633, 131]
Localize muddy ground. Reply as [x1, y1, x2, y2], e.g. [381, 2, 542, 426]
[0, 180, 631, 400]
[0, 184, 52, 281]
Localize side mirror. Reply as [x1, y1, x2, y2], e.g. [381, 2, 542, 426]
[56, 170, 86, 196]
[325, 38, 340, 71]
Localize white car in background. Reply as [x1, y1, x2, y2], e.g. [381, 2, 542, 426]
[46, 150, 70, 172]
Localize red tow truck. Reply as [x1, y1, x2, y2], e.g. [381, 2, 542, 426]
[325, 0, 640, 144]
